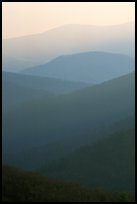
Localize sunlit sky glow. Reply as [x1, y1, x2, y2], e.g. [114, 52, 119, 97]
[2, 2, 135, 39]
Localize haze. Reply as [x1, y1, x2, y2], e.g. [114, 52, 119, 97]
[2, 2, 135, 201]
[2, 2, 135, 39]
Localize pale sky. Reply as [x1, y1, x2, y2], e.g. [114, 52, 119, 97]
[2, 2, 135, 39]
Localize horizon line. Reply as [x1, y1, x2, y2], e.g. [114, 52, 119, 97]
[2, 21, 135, 40]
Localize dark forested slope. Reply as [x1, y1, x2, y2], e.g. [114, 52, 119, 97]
[2, 165, 135, 202]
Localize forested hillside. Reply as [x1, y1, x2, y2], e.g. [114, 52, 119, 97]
[2, 165, 135, 202]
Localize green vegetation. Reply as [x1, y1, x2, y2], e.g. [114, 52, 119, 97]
[3, 73, 135, 170]
[42, 127, 135, 192]
[2, 165, 135, 202]
[2, 21, 135, 203]
[2, 72, 135, 200]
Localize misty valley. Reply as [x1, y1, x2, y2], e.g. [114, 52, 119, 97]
[2, 21, 135, 202]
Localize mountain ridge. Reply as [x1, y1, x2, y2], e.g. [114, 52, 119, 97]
[22, 51, 134, 83]
[3, 72, 135, 170]
[3, 22, 135, 40]
[3, 22, 134, 71]
[41, 126, 135, 192]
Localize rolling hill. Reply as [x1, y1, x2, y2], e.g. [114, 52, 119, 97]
[2, 55, 35, 72]
[2, 71, 89, 100]
[2, 165, 135, 202]
[41, 127, 135, 192]
[2, 79, 52, 110]
[22, 51, 134, 83]
[3, 22, 135, 72]
[2, 72, 135, 170]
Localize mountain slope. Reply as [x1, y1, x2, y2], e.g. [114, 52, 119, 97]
[2, 71, 89, 96]
[2, 73, 135, 170]
[2, 55, 35, 72]
[22, 51, 134, 83]
[42, 127, 135, 192]
[2, 79, 51, 110]
[3, 22, 135, 71]
[2, 165, 135, 202]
